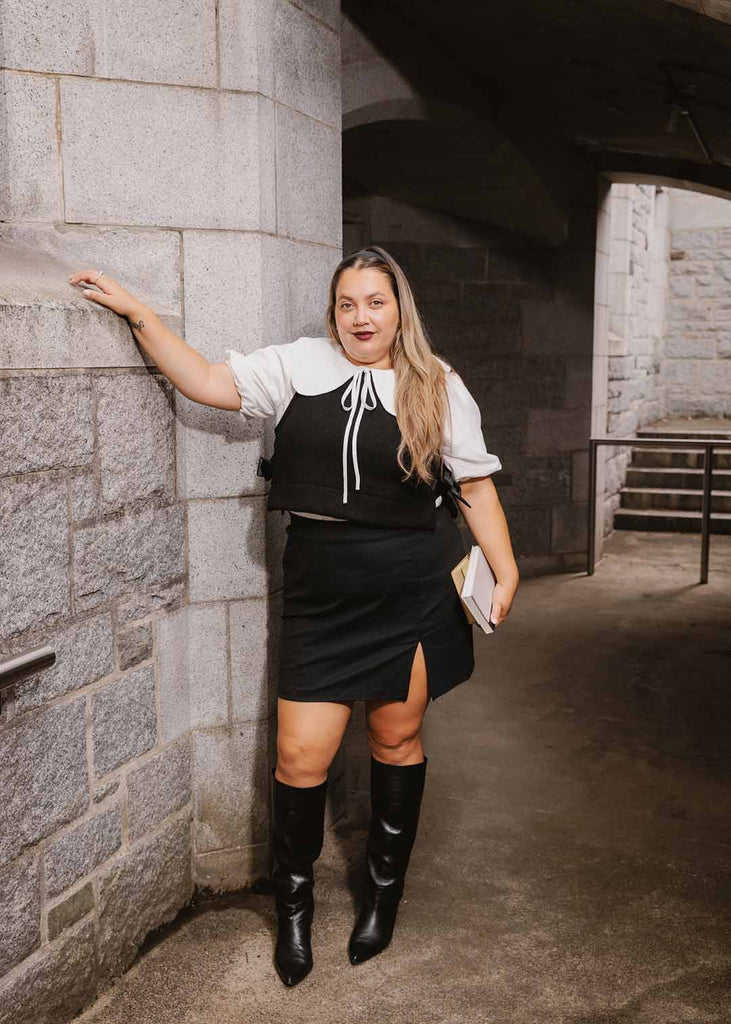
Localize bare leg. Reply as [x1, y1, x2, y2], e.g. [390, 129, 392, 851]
[365, 641, 429, 761]
[275, 697, 354, 785]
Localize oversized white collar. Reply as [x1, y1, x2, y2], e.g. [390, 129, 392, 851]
[290, 335, 451, 417]
[289, 336, 451, 506]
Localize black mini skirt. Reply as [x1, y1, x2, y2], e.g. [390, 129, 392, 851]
[278, 502, 475, 703]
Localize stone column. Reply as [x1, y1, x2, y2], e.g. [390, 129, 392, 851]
[0, 1, 342, 1019]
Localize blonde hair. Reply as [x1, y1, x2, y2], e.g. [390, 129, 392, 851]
[326, 245, 451, 487]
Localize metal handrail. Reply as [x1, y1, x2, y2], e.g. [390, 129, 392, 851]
[588, 436, 731, 584]
[0, 645, 56, 692]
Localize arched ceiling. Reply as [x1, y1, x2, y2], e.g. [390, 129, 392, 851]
[342, 0, 731, 238]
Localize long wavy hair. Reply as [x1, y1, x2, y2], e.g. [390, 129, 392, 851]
[325, 245, 452, 488]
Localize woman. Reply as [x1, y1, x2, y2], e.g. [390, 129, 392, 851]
[68, 246, 519, 988]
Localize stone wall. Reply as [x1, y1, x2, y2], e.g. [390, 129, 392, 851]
[601, 182, 670, 532]
[597, 183, 731, 535]
[662, 190, 731, 417]
[0, 1, 343, 1020]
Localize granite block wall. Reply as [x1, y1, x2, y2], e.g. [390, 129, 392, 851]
[0, 0, 343, 1019]
[600, 182, 671, 533]
[663, 217, 731, 417]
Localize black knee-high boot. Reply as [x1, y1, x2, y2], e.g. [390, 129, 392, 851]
[348, 754, 428, 966]
[270, 767, 328, 987]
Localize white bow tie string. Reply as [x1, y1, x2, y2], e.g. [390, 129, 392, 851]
[341, 369, 377, 503]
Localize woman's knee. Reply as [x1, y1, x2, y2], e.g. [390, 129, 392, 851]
[276, 738, 337, 785]
[275, 700, 352, 785]
[367, 721, 423, 763]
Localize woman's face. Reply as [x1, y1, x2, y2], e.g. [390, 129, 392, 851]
[333, 266, 400, 370]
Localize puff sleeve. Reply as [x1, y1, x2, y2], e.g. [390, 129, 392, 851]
[442, 370, 502, 481]
[224, 342, 296, 422]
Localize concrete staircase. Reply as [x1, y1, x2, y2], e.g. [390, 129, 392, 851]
[613, 420, 731, 535]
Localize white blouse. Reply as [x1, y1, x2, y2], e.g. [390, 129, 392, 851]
[224, 336, 501, 519]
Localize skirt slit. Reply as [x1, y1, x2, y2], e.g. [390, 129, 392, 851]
[278, 503, 475, 704]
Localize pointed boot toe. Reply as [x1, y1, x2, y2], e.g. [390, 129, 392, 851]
[348, 886, 400, 964]
[348, 756, 428, 967]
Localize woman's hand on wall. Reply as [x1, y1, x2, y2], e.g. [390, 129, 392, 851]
[67, 269, 143, 319]
[66, 268, 234, 409]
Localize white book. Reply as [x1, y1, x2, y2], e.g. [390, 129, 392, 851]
[451, 545, 497, 634]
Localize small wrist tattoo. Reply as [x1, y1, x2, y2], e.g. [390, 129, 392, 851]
[130, 317, 145, 330]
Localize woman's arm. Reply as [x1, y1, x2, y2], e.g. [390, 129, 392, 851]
[67, 269, 240, 411]
[457, 474, 519, 627]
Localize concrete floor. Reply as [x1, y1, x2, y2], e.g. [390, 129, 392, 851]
[77, 531, 731, 1024]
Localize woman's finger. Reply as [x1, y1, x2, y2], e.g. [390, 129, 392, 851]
[79, 286, 113, 307]
[68, 270, 117, 293]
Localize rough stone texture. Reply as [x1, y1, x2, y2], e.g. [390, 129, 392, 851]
[0, 0, 94, 75]
[219, 0, 275, 96]
[187, 496, 268, 601]
[273, 0, 340, 128]
[69, 471, 99, 521]
[91, 0, 217, 87]
[0, 477, 70, 641]
[258, 234, 338, 343]
[73, 503, 185, 612]
[0, 71, 61, 221]
[47, 882, 94, 941]
[0, 698, 88, 869]
[93, 780, 120, 804]
[9, 614, 114, 715]
[156, 603, 228, 744]
[95, 373, 175, 513]
[60, 78, 275, 231]
[0, 918, 98, 1024]
[0, 856, 40, 977]
[116, 580, 185, 626]
[275, 103, 342, 247]
[602, 183, 670, 535]
[91, 664, 158, 777]
[97, 815, 193, 978]
[0, 288, 173, 371]
[175, 397, 267, 501]
[126, 736, 192, 843]
[229, 596, 277, 722]
[0, 375, 94, 475]
[193, 723, 270, 854]
[663, 219, 731, 418]
[0, 222, 182, 321]
[44, 805, 122, 899]
[181, 229, 270, 361]
[117, 622, 153, 671]
[195, 841, 270, 892]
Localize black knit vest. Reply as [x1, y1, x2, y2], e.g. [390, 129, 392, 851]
[265, 376, 439, 530]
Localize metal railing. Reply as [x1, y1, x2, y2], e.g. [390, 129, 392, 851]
[0, 645, 56, 693]
[588, 436, 731, 584]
